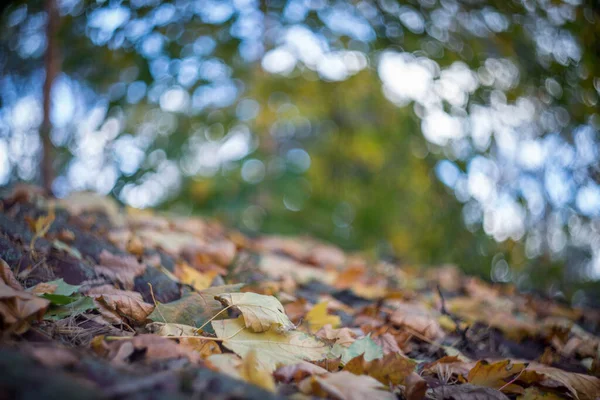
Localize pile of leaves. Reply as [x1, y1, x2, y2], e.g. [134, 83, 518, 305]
[1, 185, 599, 400]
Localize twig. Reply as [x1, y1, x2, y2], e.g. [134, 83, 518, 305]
[498, 366, 527, 392]
[194, 305, 232, 333]
[148, 283, 166, 323]
[437, 285, 469, 342]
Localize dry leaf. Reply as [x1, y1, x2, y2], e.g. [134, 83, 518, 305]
[344, 352, 416, 385]
[316, 324, 357, 347]
[274, 362, 329, 383]
[0, 259, 22, 290]
[178, 337, 222, 358]
[372, 332, 402, 355]
[98, 335, 199, 364]
[176, 262, 217, 291]
[239, 349, 276, 392]
[519, 362, 600, 400]
[405, 372, 428, 400]
[431, 383, 509, 400]
[87, 285, 153, 324]
[388, 301, 445, 341]
[299, 371, 395, 400]
[468, 360, 527, 392]
[212, 316, 329, 372]
[95, 250, 146, 289]
[207, 353, 243, 379]
[306, 302, 341, 332]
[215, 292, 295, 332]
[0, 269, 50, 333]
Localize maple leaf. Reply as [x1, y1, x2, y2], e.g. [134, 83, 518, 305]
[212, 316, 329, 372]
[331, 334, 384, 364]
[298, 371, 395, 400]
[344, 352, 416, 386]
[215, 292, 295, 332]
[467, 360, 527, 393]
[305, 302, 341, 332]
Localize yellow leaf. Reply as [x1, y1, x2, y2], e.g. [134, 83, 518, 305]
[306, 302, 341, 332]
[212, 316, 329, 372]
[299, 371, 395, 400]
[468, 360, 527, 392]
[215, 292, 295, 332]
[176, 263, 217, 291]
[239, 349, 276, 392]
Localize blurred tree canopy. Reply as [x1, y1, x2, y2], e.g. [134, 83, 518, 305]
[1, 0, 600, 303]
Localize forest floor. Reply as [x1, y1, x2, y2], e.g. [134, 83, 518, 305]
[0, 185, 599, 400]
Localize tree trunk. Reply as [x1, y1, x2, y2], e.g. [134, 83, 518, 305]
[41, 0, 59, 194]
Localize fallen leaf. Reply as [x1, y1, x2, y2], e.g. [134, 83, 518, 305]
[215, 292, 295, 332]
[212, 316, 329, 372]
[148, 285, 242, 333]
[0, 268, 50, 333]
[468, 360, 527, 392]
[331, 334, 384, 364]
[178, 337, 222, 358]
[98, 334, 199, 364]
[259, 253, 335, 285]
[517, 387, 565, 400]
[518, 362, 600, 400]
[388, 301, 445, 341]
[95, 250, 146, 289]
[87, 285, 153, 324]
[405, 372, 428, 400]
[430, 383, 509, 400]
[239, 349, 276, 392]
[306, 302, 341, 332]
[28, 345, 79, 368]
[274, 362, 329, 383]
[298, 371, 395, 400]
[344, 352, 416, 385]
[372, 332, 402, 355]
[43, 296, 96, 321]
[146, 322, 200, 336]
[175, 262, 217, 291]
[207, 353, 243, 379]
[315, 324, 357, 347]
[0, 258, 22, 290]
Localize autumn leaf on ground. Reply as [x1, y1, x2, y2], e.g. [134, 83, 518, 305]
[431, 383, 509, 400]
[212, 316, 329, 372]
[315, 324, 357, 347]
[518, 362, 600, 400]
[94, 250, 146, 289]
[344, 352, 416, 385]
[467, 360, 527, 393]
[274, 362, 329, 383]
[87, 285, 153, 324]
[298, 371, 395, 400]
[0, 258, 22, 290]
[239, 349, 276, 392]
[175, 262, 218, 291]
[305, 301, 341, 332]
[27, 207, 55, 250]
[93, 334, 199, 364]
[331, 334, 384, 364]
[0, 269, 50, 333]
[388, 301, 445, 341]
[148, 285, 242, 333]
[215, 292, 295, 332]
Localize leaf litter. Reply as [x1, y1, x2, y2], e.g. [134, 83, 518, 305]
[0, 187, 599, 399]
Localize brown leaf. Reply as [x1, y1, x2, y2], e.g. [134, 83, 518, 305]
[299, 371, 395, 400]
[372, 332, 402, 355]
[388, 301, 445, 341]
[94, 250, 146, 289]
[87, 285, 153, 324]
[344, 352, 416, 386]
[28, 345, 79, 368]
[0, 269, 50, 333]
[430, 384, 509, 400]
[99, 335, 199, 364]
[0, 258, 22, 290]
[315, 324, 357, 347]
[405, 372, 428, 400]
[177, 337, 221, 359]
[518, 363, 600, 400]
[274, 362, 329, 383]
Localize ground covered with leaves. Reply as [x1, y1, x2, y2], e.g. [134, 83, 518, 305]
[1, 185, 599, 400]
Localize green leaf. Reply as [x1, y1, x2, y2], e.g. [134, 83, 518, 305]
[41, 293, 78, 305]
[46, 279, 81, 296]
[331, 334, 384, 364]
[44, 296, 96, 321]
